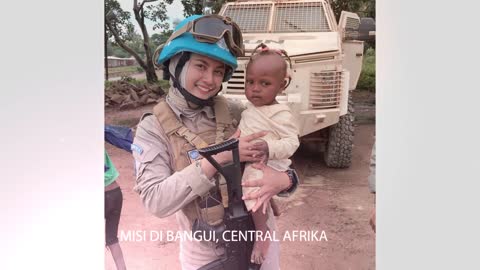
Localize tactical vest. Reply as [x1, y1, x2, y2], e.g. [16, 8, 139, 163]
[152, 96, 237, 227]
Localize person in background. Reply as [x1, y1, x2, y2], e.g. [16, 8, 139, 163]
[368, 142, 376, 232]
[105, 149, 127, 270]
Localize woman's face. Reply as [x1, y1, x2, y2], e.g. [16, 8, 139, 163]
[184, 54, 226, 100]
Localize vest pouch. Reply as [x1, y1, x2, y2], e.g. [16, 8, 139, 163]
[199, 203, 224, 226]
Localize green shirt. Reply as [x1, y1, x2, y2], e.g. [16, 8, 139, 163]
[104, 150, 119, 187]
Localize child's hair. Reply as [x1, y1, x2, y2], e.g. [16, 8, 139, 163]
[247, 43, 292, 89]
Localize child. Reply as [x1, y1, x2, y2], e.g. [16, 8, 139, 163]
[105, 149, 127, 270]
[239, 43, 300, 266]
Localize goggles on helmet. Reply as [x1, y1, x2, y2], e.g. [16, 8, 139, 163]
[165, 15, 244, 57]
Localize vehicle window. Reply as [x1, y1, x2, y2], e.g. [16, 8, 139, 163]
[273, 2, 330, 32]
[223, 4, 272, 33]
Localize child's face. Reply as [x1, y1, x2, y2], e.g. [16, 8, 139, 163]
[245, 55, 286, 107]
[184, 54, 226, 100]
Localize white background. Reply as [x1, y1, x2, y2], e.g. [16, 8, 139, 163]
[1, 0, 480, 269]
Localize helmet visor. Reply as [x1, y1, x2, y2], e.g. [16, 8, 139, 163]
[193, 16, 243, 56]
[166, 15, 244, 57]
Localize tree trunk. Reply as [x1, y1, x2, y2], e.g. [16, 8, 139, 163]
[145, 66, 158, 82]
[106, 20, 149, 73]
[134, 0, 158, 83]
[104, 20, 109, 81]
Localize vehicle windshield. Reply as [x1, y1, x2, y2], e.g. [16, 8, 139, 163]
[223, 1, 331, 33]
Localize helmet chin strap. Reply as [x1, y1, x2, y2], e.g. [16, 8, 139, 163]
[171, 52, 216, 108]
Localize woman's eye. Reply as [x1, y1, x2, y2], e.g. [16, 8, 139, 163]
[215, 70, 225, 76]
[196, 64, 206, 70]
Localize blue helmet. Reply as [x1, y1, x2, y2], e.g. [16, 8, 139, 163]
[157, 15, 238, 79]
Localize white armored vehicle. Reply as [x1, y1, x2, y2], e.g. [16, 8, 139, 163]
[218, 0, 372, 167]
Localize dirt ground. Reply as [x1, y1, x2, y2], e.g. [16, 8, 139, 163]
[104, 90, 376, 270]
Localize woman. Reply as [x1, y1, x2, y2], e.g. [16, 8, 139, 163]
[131, 14, 298, 270]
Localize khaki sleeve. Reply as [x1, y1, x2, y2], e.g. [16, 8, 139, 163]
[266, 110, 300, 160]
[132, 116, 215, 218]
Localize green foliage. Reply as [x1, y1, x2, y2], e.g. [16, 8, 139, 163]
[126, 32, 147, 58]
[151, 30, 174, 48]
[179, 0, 234, 16]
[157, 79, 170, 91]
[110, 66, 141, 73]
[357, 48, 375, 91]
[105, 80, 114, 89]
[181, 0, 203, 17]
[107, 34, 154, 59]
[109, 43, 131, 58]
[106, 0, 173, 40]
[105, 0, 174, 83]
[331, 0, 375, 21]
[141, 1, 172, 31]
[105, 0, 134, 41]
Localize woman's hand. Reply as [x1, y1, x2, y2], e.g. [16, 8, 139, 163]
[242, 162, 291, 214]
[200, 130, 268, 178]
[230, 129, 268, 163]
[251, 140, 269, 164]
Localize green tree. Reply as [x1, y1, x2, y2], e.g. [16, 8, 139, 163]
[181, 0, 203, 17]
[331, 0, 376, 50]
[180, 0, 235, 16]
[105, 0, 173, 82]
[151, 30, 173, 48]
[330, 0, 365, 21]
[364, 0, 375, 19]
[211, 0, 236, 14]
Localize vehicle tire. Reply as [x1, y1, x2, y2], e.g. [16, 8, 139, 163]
[324, 93, 355, 168]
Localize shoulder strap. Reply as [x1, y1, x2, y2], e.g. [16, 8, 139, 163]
[153, 99, 209, 149]
[213, 96, 234, 144]
[153, 100, 182, 135]
[152, 97, 235, 148]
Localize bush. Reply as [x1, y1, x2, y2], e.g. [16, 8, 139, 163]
[357, 48, 375, 91]
[157, 80, 170, 91]
[104, 80, 113, 89]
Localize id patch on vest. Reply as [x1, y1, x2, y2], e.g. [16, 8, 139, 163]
[187, 149, 203, 164]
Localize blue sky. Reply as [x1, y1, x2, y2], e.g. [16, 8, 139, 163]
[117, 0, 185, 34]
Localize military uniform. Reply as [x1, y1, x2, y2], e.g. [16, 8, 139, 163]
[132, 89, 245, 269]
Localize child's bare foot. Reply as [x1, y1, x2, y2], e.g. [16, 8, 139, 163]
[250, 203, 271, 264]
[251, 238, 270, 265]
